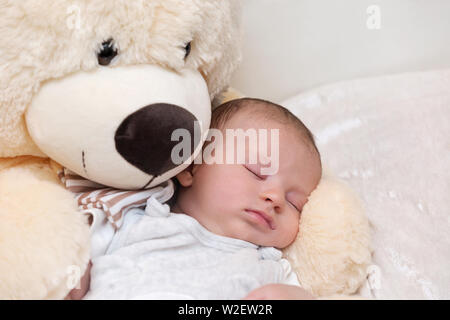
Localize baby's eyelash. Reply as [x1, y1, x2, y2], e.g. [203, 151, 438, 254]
[244, 166, 262, 179]
[244, 165, 263, 179]
[288, 201, 301, 213]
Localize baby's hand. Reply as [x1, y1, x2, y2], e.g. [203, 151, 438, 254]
[243, 284, 315, 300]
[65, 261, 92, 300]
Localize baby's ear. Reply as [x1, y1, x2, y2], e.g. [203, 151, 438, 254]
[176, 165, 195, 187]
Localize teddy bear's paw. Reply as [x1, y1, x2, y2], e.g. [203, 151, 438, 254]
[283, 171, 372, 297]
[0, 165, 90, 299]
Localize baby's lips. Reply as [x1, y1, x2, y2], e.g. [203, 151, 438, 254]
[245, 208, 276, 230]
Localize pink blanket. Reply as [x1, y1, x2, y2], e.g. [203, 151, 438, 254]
[283, 69, 450, 299]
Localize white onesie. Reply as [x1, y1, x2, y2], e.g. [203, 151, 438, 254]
[84, 182, 300, 300]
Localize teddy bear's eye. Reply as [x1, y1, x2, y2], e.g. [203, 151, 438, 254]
[184, 42, 192, 60]
[97, 39, 118, 66]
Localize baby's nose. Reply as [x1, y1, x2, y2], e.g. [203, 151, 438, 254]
[260, 187, 284, 212]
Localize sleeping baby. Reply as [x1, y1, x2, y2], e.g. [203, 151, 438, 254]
[68, 98, 322, 300]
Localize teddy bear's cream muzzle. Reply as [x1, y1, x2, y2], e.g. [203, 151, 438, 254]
[25, 64, 211, 189]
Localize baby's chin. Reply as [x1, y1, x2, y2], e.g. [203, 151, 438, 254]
[233, 219, 292, 248]
[237, 232, 285, 248]
[247, 233, 295, 249]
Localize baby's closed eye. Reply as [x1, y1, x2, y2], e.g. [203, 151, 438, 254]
[244, 164, 265, 180]
[244, 164, 304, 213]
[287, 201, 300, 212]
[286, 193, 304, 213]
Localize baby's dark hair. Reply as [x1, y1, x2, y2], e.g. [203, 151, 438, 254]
[211, 97, 321, 158]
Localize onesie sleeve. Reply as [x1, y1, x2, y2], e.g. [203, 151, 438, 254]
[86, 208, 116, 259]
[280, 258, 302, 286]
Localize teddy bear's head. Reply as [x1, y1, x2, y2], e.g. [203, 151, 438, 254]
[0, 0, 241, 189]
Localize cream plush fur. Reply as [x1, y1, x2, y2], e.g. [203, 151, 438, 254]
[284, 169, 371, 297]
[0, 157, 90, 299]
[0, 0, 371, 299]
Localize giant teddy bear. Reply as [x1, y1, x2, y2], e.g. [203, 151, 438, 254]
[0, 0, 371, 299]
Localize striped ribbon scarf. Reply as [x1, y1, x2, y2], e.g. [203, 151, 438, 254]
[57, 167, 174, 230]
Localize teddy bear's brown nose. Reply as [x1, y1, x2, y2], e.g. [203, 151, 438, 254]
[115, 103, 201, 178]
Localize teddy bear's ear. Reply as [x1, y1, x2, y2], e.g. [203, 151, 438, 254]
[212, 87, 245, 108]
[195, 0, 243, 101]
[283, 167, 372, 297]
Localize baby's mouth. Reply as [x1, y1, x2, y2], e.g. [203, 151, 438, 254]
[245, 209, 276, 230]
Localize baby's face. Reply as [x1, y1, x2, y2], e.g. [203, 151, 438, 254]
[174, 111, 322, 249]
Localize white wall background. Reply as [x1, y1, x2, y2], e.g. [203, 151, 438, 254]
[230, 0, 450, 102]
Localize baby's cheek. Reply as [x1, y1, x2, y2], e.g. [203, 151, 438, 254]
[213, 186, 241, 210]
[278, 217, 300, 248]
[215, 170, 249, 197]
[289, 223, 300, 243]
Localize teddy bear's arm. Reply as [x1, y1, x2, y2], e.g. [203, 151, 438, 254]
[0, 157, 90, 299]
